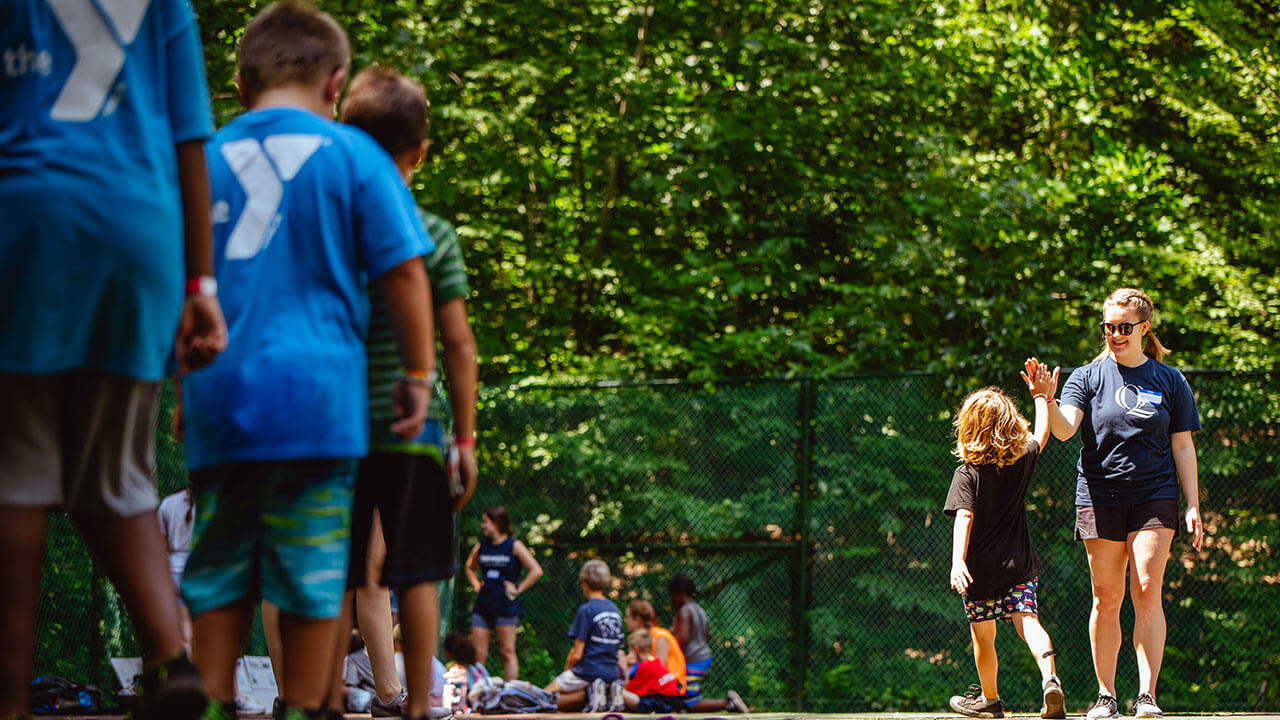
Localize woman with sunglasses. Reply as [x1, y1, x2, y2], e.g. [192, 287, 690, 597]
[1030, 288, 1203, 720]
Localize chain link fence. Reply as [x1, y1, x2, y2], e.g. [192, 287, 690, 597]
[33, 372, 1280, 712]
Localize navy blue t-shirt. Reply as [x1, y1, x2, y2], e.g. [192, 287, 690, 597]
[568, 597, 623, 682]
[1060, 357, 1200, 507]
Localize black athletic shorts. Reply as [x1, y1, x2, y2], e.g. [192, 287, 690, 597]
[348, 450, 458, 589]
[1074, 497, 1179, 542]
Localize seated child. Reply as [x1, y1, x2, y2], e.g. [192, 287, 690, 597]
[622, 629, 685, 714]
[544, 559, 626, 712]
[444, 632, 491, 692]
[625, 600, 686, 693]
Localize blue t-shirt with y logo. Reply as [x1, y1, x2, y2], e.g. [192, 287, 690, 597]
[0, 0, 214, 379]
[1060, 357, 1200, 507]
[182, 108, 431, 470]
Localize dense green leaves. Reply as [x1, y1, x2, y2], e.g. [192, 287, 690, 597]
[193, 0, 1278, 384]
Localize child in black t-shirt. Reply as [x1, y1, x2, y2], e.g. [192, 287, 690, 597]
[943, 360, 1064, 719]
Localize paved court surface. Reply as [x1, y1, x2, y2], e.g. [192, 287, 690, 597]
[35, 707, 1280, 712]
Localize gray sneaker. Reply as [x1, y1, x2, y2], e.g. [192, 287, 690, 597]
[1041, 676, 1065, 719]
[585, 678, 608, 713]
[1087, 692, 1120, 719]
[370, 689, 407, 717]
[726, 690, 749, 714]
[1134, 693, 1163, 719]
[950, 685, 1004, 719]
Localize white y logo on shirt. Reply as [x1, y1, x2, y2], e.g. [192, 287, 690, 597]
[46, 0, 150, 121]
[217, 135, 326, 260]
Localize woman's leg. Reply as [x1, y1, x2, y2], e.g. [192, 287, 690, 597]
[496, 624, 519, 680]
[472, 625, 493, 666]
[970, 619, 999, 699]
[1084, 539, 1129, 696]
[1128, 528, 1174, 696]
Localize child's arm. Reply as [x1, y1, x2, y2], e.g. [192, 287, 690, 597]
[950, 509, 974, 594]
[174, 140, 227, 371]
[671, 606, 690, 647]
[378, 258, 436, 438]
[564, 639, 586, 671]
[617, 649, 628, 679]
[1021, 357, 1059, 447]
[438, 298, 479, 512]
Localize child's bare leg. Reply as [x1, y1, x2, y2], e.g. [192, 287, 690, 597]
[73, 510, 185, 667]
[357, 585, 403, 701]
[0, 506, 48, 716]
[1012, 612, 1057, 679]
[326, 591, 355, 712]
[690, 697, 728, 711]
[280, 611, 342, 711]
[262, 600, 284, 693]
[970, 620, 999, 699]
[192, 601, 255, 702]
[623, 690, 640, 711]
[399, 582, 440, 718]
[556, 690, 586, 710]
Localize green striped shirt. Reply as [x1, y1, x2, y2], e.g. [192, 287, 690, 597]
[367, 209, 469, 454]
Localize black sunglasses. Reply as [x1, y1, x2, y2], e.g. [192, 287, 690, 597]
[1099, 322, 1140, 336]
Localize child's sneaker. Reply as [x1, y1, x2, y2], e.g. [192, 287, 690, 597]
[607, 680, 626, 712]
[370, 689, 407, 717]
[726, 689, 749, 713]
[1041, 676, 1065, 719]
[1134, 693, 1163, 718]
[950, 685, 1004, 718]
[1087, 692, 1120, 719]
[202, 698, 238, 720]
[138, 653, 208, 720]
[585, 678, 607, 713]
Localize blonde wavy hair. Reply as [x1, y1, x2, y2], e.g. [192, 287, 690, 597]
[952, 387, 1030, 467]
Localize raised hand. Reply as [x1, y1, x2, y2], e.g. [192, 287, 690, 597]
[1021, 357, 1060, 398]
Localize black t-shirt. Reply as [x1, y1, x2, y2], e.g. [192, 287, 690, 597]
[943, 440, 1043, 602]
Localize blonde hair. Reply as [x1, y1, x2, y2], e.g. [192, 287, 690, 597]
[628, 628, 653, 655]
[1094, 287, 1169, 363]
[952, 388, 1030, 467]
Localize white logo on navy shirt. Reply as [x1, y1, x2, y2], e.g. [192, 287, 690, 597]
[45, 0, 151, 121]
[1115, 384, 1159, 419]
[218, 135, 326, 260]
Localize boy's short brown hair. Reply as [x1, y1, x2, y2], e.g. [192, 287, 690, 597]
[340, 66, 428, 157]
[238, 0, 350, 105]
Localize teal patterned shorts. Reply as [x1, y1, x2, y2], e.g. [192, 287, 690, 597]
[963, 577, 1039, 623]
[182, 459, 357, 619]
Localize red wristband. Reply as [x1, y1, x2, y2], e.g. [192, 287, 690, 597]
[185, 275, 217, 297]
[453, 435, 476, 448]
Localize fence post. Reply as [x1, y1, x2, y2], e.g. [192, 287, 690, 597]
[791, 376, 816, 711]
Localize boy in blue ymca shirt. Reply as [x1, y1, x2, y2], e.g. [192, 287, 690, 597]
[0, 0, 225, 717]
[178, 3, 437, 719]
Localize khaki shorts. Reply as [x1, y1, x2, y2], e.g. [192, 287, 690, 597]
[0, 371, 160, 516]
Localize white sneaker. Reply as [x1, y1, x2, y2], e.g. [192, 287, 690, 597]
[607, 680, 626, 712]
[1087, 692, 1120, 719]
[235, 695, 266, 717]
[585, 678, 608, 713]
[1135, 693, 1163, 718]
[1041, 676, 1065, 719]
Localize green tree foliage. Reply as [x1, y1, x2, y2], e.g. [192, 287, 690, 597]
[194, 0, 1278, 382]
